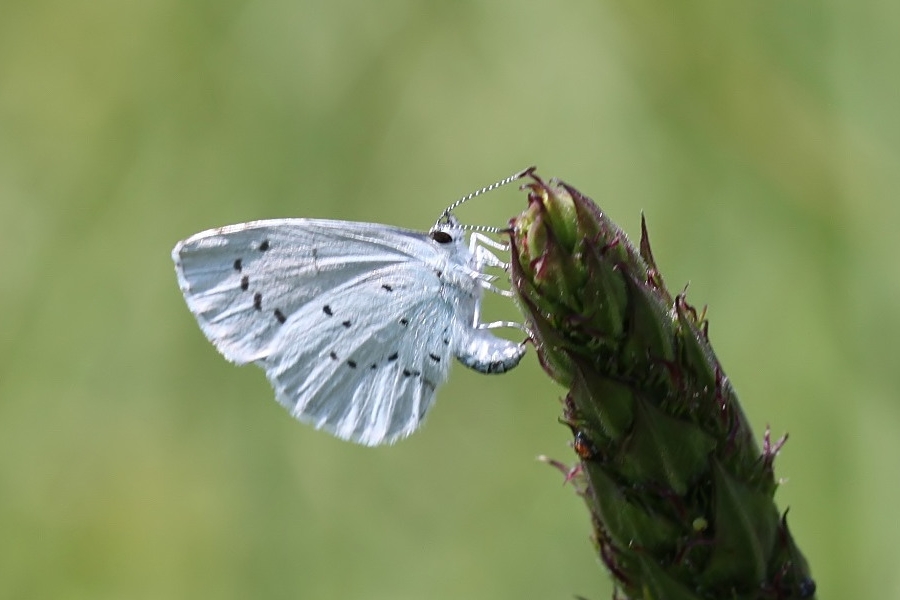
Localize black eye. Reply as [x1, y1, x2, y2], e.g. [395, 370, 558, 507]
[431, 231, 453, 244]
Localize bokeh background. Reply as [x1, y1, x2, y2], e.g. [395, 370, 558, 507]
[1, 1, 896, 598]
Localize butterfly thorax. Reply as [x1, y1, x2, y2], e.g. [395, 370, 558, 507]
[426, 226, 482, 322]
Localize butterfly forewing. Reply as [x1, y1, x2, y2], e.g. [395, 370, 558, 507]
[174, 219, 444, 363]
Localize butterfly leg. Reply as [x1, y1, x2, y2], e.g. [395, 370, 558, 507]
[470, 232, 510, 253]
[477, 319, 533, 337]
[468, 238, 514, 298]
[464, 232, 532, 339]
[468, 276, 532, 337]
[470, 256, 516, 298]
[476, 278, 516, 298]
[467, 273, 518, 327]
[469, 234, 510, 271]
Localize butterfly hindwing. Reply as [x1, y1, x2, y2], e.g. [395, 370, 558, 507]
[264, 265, 456, 445]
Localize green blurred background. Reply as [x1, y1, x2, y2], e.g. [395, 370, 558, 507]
[1, 0, 897, 598]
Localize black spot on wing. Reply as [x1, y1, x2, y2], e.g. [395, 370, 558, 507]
[274, 309, 286, 324]
[311, 248, 320, 273]
[428, 353, 441, 363]
[347, 360, 357, 369]
[323, 305, 333, 316]
[233, 259, 242, 272]
[399, 318, 409, 326]
[329, 351, 338, 360]
[342, 320, 351, 328]
[259, 240, 270, 251]
[240, 275, 249, 291]
[381, 284, 393, 292]
[387, 352, 398, 362]
[253, 293, 262, 310]
[486, 360, 509, 374]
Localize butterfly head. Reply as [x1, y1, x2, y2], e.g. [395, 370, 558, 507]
[429, 214, 467, 246]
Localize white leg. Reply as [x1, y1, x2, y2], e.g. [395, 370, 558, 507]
[467, 231, 527, 333]
[477, 320, 533, 337]
[470, 232, 510, 252]
[473, 245, 509, 271]
[469, 234, 510, 271]
[473, 295, 482, 327]
[477, 278, 516, 298]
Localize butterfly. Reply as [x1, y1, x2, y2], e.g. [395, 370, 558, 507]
[172, 169, 531, 446]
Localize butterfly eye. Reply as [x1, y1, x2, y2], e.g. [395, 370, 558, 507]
[430, 231, 453, 244]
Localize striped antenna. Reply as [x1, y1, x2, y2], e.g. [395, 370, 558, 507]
[434, 166, 536, 232]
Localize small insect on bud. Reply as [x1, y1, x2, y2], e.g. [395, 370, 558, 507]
[573, 431, 598, 461]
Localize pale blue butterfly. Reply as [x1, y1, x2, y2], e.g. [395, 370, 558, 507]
[172, 169, 531, 446]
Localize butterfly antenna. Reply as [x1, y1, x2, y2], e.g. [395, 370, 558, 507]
[435, 166, 536, 231]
